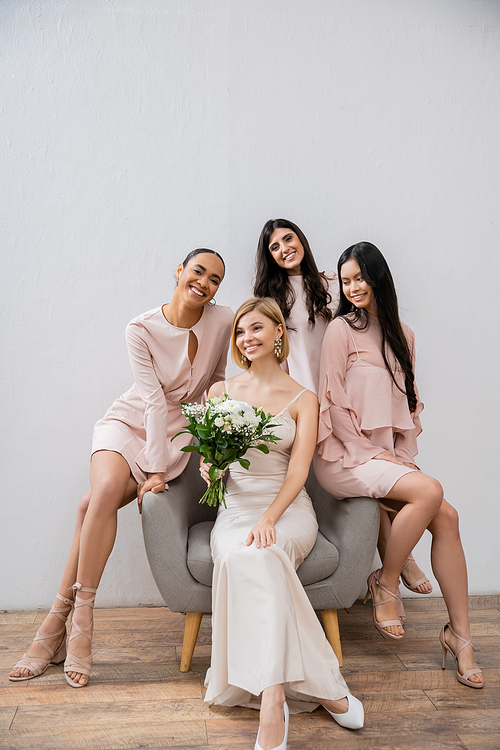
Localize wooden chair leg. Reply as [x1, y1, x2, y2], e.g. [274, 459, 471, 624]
[320, 608, 343, 667]
[180, 612, 203, 672]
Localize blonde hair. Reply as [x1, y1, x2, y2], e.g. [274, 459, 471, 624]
[231, 297, 289, 369]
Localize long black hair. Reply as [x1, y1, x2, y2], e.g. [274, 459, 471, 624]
[253, 219, 332, 326]
[336, 242, 417, 412]
[182, 248, 225, 269]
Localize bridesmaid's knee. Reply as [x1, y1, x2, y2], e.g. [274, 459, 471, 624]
[435, 500, 460, 536]
[88, 474, 125, 509]
[419, 475, 444, 515]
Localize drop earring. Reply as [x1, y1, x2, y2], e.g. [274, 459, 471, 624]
[274, 336, 282, 357]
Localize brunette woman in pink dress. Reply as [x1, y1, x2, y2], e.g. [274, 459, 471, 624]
[314, 242, 483, 688]
[255, 220, 432, 601]
[254, 218, 338, 395]
[10, 249, 232, 688]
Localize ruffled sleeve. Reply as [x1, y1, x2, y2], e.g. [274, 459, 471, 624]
[393, 327, 424, 463]
[126, 320, 168, 475]
[317, 319, 386, 468]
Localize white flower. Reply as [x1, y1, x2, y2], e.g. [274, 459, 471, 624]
[214, 417, 224, 427]
[213, 399, 241, 415]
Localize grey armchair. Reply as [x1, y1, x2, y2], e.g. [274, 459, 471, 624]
[142, 454, 379, 671]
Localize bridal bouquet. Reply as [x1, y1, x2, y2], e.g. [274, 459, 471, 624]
[172, 394, 280, 507]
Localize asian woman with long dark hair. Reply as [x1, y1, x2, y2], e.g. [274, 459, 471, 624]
[314, 242, 483, 688]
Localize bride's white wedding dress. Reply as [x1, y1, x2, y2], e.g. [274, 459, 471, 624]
[204, 389, 350, 714]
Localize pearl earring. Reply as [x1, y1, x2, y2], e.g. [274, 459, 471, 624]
[274, 336, 283, 357]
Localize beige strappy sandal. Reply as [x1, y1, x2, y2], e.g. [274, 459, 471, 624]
[9, 593, 74, 681]
[64, 582, 97, 688]
[439, 623, 484, 688]
[363, 569, 405, 640]
[401, 554, 433, 594]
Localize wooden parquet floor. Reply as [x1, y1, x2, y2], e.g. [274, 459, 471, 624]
[0, 596, 499, 749]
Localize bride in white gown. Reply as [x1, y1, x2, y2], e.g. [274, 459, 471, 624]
[200, 298, 364, 750]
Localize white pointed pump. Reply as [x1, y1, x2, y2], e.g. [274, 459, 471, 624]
[255, 701, 289, 750]
[324, 694, 364, 729]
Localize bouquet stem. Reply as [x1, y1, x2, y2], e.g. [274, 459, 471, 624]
[199, 477, 227, 508]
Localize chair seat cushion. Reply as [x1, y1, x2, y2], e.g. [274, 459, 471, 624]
[187, 521, 339, 588]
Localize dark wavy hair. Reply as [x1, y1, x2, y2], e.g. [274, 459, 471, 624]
[336, 242, 417, 412]
[253, 219, 332, 326]
[182, 248, 225, 269]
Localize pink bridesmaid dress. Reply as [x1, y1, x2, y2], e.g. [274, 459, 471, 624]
[92, 304, 233, 486]
[284, 272, 339, 394]
[314, 314, 423, 499]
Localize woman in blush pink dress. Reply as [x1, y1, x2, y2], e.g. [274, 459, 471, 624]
[254, 218, 338, 395]
[314, 242, 483, 688]
[9, 249, 232, 688]
[255, 220, 431, 600]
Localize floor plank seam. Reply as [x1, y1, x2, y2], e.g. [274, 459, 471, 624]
[8, 706, 18, 730]
[395, 655, 410, 671]
[422, 689, 442, 711]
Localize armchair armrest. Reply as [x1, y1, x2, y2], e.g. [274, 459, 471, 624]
[141, 454, 217, 612]
[304, 467, 380, 609]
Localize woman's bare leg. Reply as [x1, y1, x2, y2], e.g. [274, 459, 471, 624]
[378, 506, 432, 594]
[65, 450, 137, 686]
[10, 451, 137, 683]
[258, 684, 286, 750]
[371, 471, 443, 637]
[426, 500, 483, 684]
[9, 491, 92, 679]
[375, 476, 483, 682]
[377, 506, 392, 562]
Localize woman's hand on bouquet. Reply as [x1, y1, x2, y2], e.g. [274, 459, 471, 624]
[137, 472, 165, 514]
[247, 517, 276, 549]
[199, 459, 225, 486]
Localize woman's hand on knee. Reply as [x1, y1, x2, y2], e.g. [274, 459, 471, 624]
[247, 517, 276, 549]
[137, 472, 165, 513]
[374, 450, 402, 465]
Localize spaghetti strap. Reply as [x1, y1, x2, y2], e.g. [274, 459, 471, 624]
[276, 388, 308, 417]
[339, 317, 360, 359]
[224, 380, 229, 394]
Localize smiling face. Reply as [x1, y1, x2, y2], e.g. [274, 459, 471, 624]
[268, 227, 305, 275]
[235, 310, 283, 364]
[175, 252, 224, 308]
[340, 258, 376, 315]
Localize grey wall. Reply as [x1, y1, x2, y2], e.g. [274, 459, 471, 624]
[1, 0, 499, 608]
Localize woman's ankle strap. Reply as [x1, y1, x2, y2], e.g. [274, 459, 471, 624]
[70, 582, 98, 595]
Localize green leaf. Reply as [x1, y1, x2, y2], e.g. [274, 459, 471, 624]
[171, 428, 193, 441]
[254, 444, 270, 454]
[237, 458, 250, 470]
